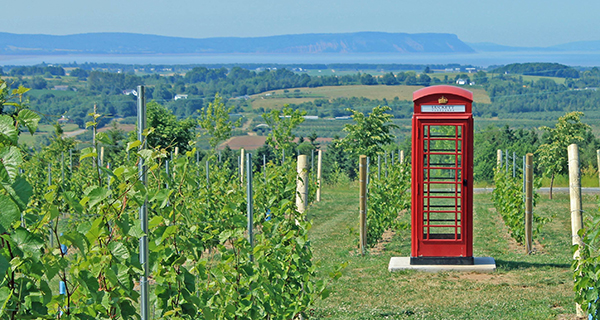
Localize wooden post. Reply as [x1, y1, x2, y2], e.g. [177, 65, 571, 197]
[568, 144, 584, 317]
[399, 150, 404, 164]
[524, 153, 533, 254]
[296, 155, 308, 213]
[100, 146, 104, 167]
[497, 149, 502, 169]
[359, 155, 367, 256]
[174, 146, 179, 157]
[240, 148, 245, 183]
[316, 150, 322, 202]
[569, 144, 584, 254]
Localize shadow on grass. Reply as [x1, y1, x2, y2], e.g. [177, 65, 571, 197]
[495, 259, 570, 271]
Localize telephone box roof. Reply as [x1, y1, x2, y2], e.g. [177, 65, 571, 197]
[413, 85, 473, 102]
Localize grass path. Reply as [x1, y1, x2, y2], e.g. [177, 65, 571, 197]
[306, 185, 584, 319]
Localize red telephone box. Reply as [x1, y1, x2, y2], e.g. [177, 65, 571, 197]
[411, 85, 474, 265]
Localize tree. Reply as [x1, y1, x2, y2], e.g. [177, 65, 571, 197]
[536, 111, 590, 199]
[360, 73, 376, 85]
[69, 68, 89, 80]
[340, 105, 398, 159]
[145, 101, 196, 154]
[381, 72, 398, 85]
[262, 106, 306, 157]
[199, 94, 240, 151]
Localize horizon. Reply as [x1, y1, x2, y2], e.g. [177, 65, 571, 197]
[0, 30, 597, 49]
[3, 0, 599, 48]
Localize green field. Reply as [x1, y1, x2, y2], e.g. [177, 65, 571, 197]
[18, 123, 80, 145]
[307, 185, 586, 319]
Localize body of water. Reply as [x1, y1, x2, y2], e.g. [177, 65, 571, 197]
[1, 51, 600, 67]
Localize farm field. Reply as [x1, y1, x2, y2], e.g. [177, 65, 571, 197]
[249, 85, 492, 111]
[307, 185, 587, 319]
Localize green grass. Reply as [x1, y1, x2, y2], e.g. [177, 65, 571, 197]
[306, 185, 583, 319]
[18, 123, 80, 145]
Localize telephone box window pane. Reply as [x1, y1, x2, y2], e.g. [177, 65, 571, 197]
[428, 126, 459, 138]
[427, 139, 460, 153]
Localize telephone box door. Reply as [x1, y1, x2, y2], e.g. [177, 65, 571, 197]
[414, 118, 472, 258]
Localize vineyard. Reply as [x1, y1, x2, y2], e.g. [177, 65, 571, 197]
[0, 84, 340, 319]
[1, 81, 599, 319]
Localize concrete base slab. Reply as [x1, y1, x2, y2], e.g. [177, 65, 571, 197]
[389, 257, 496, 273]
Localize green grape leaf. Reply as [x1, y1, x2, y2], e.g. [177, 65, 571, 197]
[0, 146, 22, 183]
[17, 109, 40, 135]
[0, 193, 20, 232]
[0, 115, 18, 145]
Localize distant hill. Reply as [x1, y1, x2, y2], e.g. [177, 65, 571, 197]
[0, 32, 475, 55]
[490, 63, 580, 78]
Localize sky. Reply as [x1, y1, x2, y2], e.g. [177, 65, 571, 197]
[4, 0, 600, 47]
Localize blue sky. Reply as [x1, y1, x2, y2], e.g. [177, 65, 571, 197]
[4, 0, 599, 47]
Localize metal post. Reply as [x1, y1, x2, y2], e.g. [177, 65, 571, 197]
[206, 158, 210, 186]
[92, 104, 97, 162]
[384, 150, 388, 178]
[378, 154, 381, 180]
[505, 149, 508, 173]
[61, 152, 64, 183]
[311, 149, 315, 173]
[165, 160, 169, 190]
[366, 156, 370, 187]
[48, 163, 53, 247]
[69, 149, 73, 173]
[391, 151, 395, 165]
[282, 149, 285, 164]
[512, 151, 516, 178]
[196, 150, 200, 165]
[107, 162, 111, 191]
[137, 85, 149, 320]
[246, 153, 254, 262]
[525, 154, 533, 254]
[263, 154, 266, 181]
[359, 155, 367, 256]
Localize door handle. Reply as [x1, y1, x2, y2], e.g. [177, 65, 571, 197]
[463, 179, 467, 187]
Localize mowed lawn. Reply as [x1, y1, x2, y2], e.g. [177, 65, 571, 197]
[306, 185, 584, 319]
[249, 85, 491, 111]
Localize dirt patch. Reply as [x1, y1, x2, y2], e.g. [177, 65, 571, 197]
[488, 207, 522, 254]
[370, 229, 395, 255]
[98, 124, 136, 133]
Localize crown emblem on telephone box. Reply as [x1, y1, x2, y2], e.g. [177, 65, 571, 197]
[438, 96, 448, 104]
